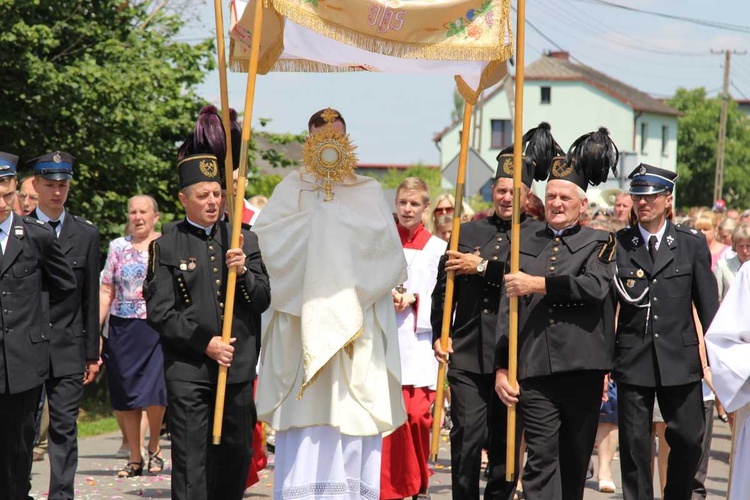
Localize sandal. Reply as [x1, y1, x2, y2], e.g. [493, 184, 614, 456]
[117, 460, 143, 478]
[148, 448, 164, 474]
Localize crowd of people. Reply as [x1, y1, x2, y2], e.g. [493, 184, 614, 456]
[1, 109, 748, 500]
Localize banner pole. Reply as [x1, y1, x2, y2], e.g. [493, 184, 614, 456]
[212, 0, 235, 219]
[430, 102, 474, 461]
[506, 0, 527, 481]
[212, 0, 264, 445]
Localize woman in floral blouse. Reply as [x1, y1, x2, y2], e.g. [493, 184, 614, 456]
[100, 195, 166, 477]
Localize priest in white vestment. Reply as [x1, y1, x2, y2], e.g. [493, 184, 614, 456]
[253, 109, 407, 500]
[706, 260, 750, 500]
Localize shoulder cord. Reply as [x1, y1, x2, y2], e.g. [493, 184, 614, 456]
[613, 265, 651, 336]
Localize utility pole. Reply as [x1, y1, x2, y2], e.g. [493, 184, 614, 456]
[711, 49, 746, 202]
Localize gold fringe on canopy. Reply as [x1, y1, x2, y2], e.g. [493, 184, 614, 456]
[229, 0, 513, 102]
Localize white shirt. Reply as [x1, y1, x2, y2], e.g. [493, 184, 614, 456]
[0, 213, 13, 254]
[34, 207, 66, 238]
[186, 216, 214, 236]
[638, 221, 668, 250]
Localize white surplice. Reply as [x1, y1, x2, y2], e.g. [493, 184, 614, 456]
[397, 236, 445, 389]
[706, 260, 750, 499]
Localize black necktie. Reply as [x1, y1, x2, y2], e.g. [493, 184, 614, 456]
[648, 235, 658, 262]
[48, 219, 60, 235]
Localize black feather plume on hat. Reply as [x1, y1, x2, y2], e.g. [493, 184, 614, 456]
[496, 122, 563, 183]
[565, 127, 619, 187]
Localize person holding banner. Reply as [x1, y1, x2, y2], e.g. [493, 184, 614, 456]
[145, 153, 270, 500]
[495, 128, 619, 500]
[612, 164, 718, 500]
[432, 123, 558, 500]
[253, 108, 407, 500]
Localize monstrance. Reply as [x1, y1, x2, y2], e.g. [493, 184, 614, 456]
[302, 108, 358, 201]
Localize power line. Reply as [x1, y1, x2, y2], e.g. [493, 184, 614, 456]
[522, 13, 715, 81]
[548, 0, 709, 57]
[731, 82, 748, 100]
[573, 0, 750, 34]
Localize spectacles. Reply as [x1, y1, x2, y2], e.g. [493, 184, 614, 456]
[434, 207, 454, 215]
[632, 193, 666, 203]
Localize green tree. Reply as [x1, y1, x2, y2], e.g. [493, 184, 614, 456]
[0, 0, 214, 246]
[380, 164, 443, 198]
[668, 88, 750, 209]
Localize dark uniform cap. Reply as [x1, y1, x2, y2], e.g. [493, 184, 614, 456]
[548, 127, 619, 192]
[494, 153, 535, 187]
[548, 155, 588, 190]
[178, 153, 222, 189]
[495, 122, 563, 188]
[627, 163, 677, 195]
[0, 152, 19, 178]
[28, 151, 75, 180]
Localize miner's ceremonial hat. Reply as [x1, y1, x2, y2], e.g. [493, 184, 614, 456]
[548, 128, 619, 192]
[178, 153, 221, 189]
[494, 122, 562, 188]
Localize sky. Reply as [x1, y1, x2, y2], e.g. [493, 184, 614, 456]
[181, 0, 750, 166]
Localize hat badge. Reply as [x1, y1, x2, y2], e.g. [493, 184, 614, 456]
[638, 165, 647, 175]
[552, 158, 573, 178]
[199, 159, 218, 178]
[502, 157, 514, 175]
[53, 153, 62, 164]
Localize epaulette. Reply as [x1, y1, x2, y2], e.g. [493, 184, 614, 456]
[73, 215, 96, 227]
[674, 223, 701, 237]
[24, 216, 47, 226]
[598, 232, 617, 263]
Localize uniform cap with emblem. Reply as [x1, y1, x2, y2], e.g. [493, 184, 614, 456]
[548, 127, 619, 191]
[0, 151, 19, 178]
[627, 163, 677, 195]
[494, 122, 564, 187]
[178, 153, 221, 188]
[28, 151, 75, 180]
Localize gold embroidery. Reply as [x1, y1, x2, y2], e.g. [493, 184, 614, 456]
[199, 159, 219, 178]
[551, 157, 572, 178]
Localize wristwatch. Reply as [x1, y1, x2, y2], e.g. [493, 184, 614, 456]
[476, 259, 488, 276]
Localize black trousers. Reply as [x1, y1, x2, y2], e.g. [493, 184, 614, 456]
[46, 373, 84, 500]
[691, 399, 714, 500]
[448, 368, 519, 500]
[0, 385, 42, 500]
[618, 381, 704, 500]
[518, 371, 604, 500]
[167, 379, 255, 500]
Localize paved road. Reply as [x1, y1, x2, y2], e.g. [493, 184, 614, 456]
[30, 417, 732, 498]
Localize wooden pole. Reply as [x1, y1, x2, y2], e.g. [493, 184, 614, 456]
[212, 0, 264, 445]
[713, 49, 730, 203]
[212, 0, 235, 219]
[430, 102, 474, 461]
[506, 0, 526, 481]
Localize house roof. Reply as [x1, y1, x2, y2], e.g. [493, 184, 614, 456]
[525, 52, 681, 116]
[433, 52, 680, 142]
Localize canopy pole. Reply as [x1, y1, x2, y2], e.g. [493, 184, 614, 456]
[430, 102, 474, 461]
[213, 0, 235, 219]
[506, 0, 527, 481]
[212, 0, 264, 445]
